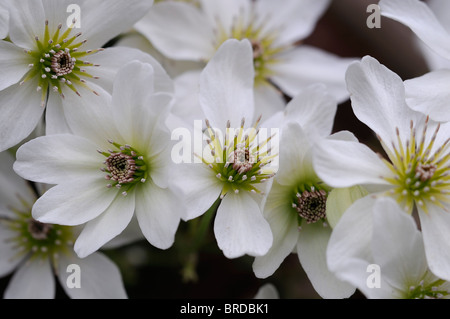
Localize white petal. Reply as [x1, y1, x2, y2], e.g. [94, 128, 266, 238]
[171, 70, 203, 126]
[60, 83, 119, 147]
[404, 70, 450, 122]
[0, 5, 9, 39]
[79, 0, 154, 50]
[57, 251, 127, 299]
[74, 191, 136, 258]
[4, 258, 55, 299]
[252, 180, 299, 278]
[174, 163, 224, 221]
[214, 191, 273, 258]
[0, 79, 45, 152]
[380, 0, 450, 61]
[88, 46, 174, 95]
[326, 196, 376, 277]
[419, 204, 450, 281]
[199, 39, 255, 130]
[313, 138, 392, 188]
[102, 216, 144, 249]
[135, 182, 181, 250]
[253, 83, 286, 123]
[45, 91, 72, 135]
[7, 0, 45, 50]
[0, 151, 36, 214]
[0, 40, 32, 91]
[0, 225, 25, 277]
[284, 83, 337, 140]
[271, 45, 354, 103]
[276, 122, 315, 187]
[32, 178, 118, 226]
[135, 1, 215, 61]
[372, 198, 427, 291]
[254, 283, 280, 299]
[346, 56, 417, 150]
[199, 0, 251, 36]
[14, 134, 104, 185]
[255, 0, 331, 46]
[297, 222, 355, 299]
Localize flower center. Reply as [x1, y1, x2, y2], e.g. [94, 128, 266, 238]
[51, 50, 75, 76]
[291, 184, 329, 226]
[380, 118, 450, 213]
[200, 117, 277, 198]
[295, 189, 328, 224]
[21, 19, 102, 106]
[214, 11, 285, 86]
[99, 140, 148, 196]
[407, 278, 449, 299]
[2, 196, 74, 261]
[28, 219, 53, 240]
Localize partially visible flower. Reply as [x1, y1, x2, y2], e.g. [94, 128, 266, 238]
[0, 151, 127, 299]
[379, 0, 450, 122]
[313, 55, 450, 280]
[328, 196, 450, 299]
[252, 120, 356, 299]
[174, 39, 278, 259]
[13, 60, 181, 259]
[0, 0, 169, 152]
[135, 0, 355, 120]
[254, 283, 279, 299]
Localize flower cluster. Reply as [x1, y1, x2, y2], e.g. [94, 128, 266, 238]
[0, 0, 449, 299]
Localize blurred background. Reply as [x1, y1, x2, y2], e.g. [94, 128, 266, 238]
[0, 0, 431, 299]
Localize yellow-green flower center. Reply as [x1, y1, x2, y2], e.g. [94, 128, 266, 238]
[99, 140, 149, 196]
[21, 19, 102, 106]
[214, 13, 285, 86]
[380, 118, 450, 214]
[2, 195, 74, 262]
[200, 117, 277, 197]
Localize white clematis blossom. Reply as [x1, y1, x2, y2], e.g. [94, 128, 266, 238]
[13, 60, 181, 259]
[379, 0, 450, 122]
[313, 55, 450, 281]
[174, 39, 279, 259]
[327, 196, 450, 299]
[135, 0, 355, 120]
[0, 151, 127, 299]
[252, 118, 356, 298]
[0, 0, 167, 152]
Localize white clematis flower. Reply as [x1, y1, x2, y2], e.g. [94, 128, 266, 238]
[328, 196, 450, 299]
[135, 0, 355, 120]
[252, 119, 356, 298]
[379, 0, 450, 122]
[314, 55, 450, 281]
[0, 151, 127, 299]
[13, 60, 181, 259]
[0, 0, 166, 152]
[174, 39, 279, 259]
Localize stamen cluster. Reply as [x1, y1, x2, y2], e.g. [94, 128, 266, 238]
[99, 140, 148, 196]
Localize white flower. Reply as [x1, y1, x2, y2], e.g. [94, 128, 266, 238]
[253, 283, 279, 299]
[328, 196, 450, 299]
[135, 0, 355, 120]
[174, 39, 278, 259]
[252, 120, 356, 299]
[0, 151, 127, 299]
[379, 0, 450, 122]
[313, 55, 450, 281]
[13, 60, 181, 259]
[0, 0, 168, 152]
